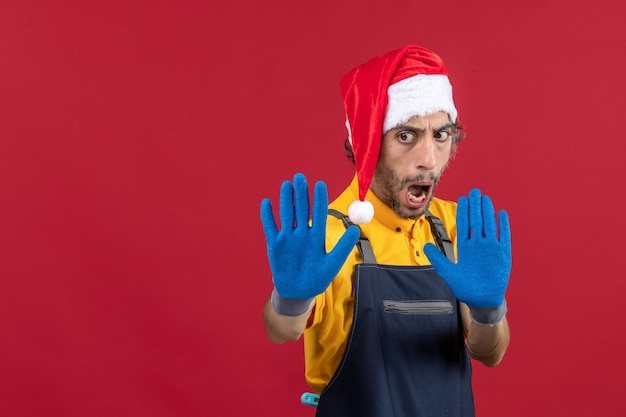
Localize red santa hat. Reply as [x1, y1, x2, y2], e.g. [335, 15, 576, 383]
[340, 45, 458, 224]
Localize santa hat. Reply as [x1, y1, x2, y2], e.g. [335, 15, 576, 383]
[340, 45, 458, 224]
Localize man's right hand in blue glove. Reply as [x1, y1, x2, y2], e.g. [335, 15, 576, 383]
[260, 173, 360, 316]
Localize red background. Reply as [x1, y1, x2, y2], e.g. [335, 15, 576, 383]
[1, 1, 625, 416]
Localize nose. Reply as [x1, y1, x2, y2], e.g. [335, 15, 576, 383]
[413, 136, 437, 170]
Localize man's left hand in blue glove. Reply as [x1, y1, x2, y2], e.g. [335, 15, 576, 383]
[424, 188, 511, 326]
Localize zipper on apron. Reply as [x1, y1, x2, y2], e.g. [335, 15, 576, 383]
[383, 299, 454, 315]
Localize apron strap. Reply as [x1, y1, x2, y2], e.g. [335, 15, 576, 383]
[328, 209, 377, 264]
[328, 209, 454, 264]
[425, 211, 455, 262]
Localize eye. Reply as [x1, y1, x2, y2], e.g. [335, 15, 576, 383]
[434, 129, 451, 142]
[396, 131, 416, 144]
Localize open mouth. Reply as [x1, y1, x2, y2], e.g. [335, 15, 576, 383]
[407, 184, 431, 204]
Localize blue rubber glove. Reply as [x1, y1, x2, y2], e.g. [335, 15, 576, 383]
[424, 188, 511, 313]
[260, 173, 360, 314]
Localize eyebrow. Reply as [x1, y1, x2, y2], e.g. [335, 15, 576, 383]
[393, 122, 457, 133]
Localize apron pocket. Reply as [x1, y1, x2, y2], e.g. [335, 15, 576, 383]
[383, 299, 453, 315]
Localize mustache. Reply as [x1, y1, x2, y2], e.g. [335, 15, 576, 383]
[399, 171, 438, 188]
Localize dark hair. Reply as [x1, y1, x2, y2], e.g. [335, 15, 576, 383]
[344, 137, 355, 164]
[343, 124, 465, 164]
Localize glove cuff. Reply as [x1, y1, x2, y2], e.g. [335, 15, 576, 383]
[469, 300, 507, 326]
[271, 288, 314, 317]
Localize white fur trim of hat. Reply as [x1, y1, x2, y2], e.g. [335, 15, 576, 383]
[383, 74, 457, 133]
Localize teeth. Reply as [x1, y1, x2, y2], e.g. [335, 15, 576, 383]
[408, 190, 426, 203]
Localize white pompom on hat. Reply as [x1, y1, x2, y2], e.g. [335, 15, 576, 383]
[340, 45, 458, 224]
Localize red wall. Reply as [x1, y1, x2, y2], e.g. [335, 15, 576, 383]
[1, 1, 625, 416]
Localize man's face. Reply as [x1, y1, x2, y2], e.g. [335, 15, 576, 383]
[370, 111, 454, 219]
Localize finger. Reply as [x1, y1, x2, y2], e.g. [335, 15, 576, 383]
[498, 210, 511, 247]
[481, 195, 497, 239]
[327, 225, 360, 266]
[278, 179, 295, 231]
[468, 188, 483, 238]
[260, 198, 278, 243]
[311, 180, 329, 235]
[456, 196, 470, 243]
[423, 242, 454, 276]
[293, 173, 310, 229]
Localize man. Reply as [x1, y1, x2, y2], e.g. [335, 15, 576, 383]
[261, 45, 511, 417]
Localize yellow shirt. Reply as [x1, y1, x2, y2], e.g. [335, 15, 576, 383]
[304, 175, 458, 394]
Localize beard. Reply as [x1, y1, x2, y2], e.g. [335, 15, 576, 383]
[372, 163, 445, 219]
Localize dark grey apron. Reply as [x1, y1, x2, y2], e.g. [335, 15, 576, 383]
[315, 210, 474, 417]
